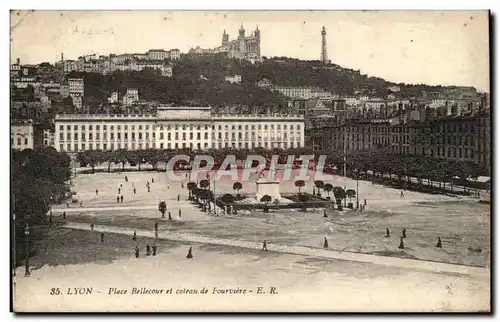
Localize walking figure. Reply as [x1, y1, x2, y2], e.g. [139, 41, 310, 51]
[91, 223, 94, 231]
[118, 188, 121, 194]
[323, 209, 328, 218]
[262, 240, 268, 252]
[120, 195, 124, 203]
[125, 176, 128, 182]
[49, 214, 53, 225]
[133, 187, 136, 194]
[100, 232, 104, 243]
[116, 196, 120, 203]
[63, 211, 66, 220]
[323, 237, 329, 248]
[364, 198, 367, 206]
[386, 228, 390, 238]
[146, 244, 151, 256]
[186, 247, 193, 259]
[402, 229, 407, 239]
[179, 209, 182, 217]
[96, 189, 99, 196]
[147, 186, 151, 193]
[80, 201, 84, 208]
[169, 211, 172, 220]
[154, 223, 159, 237]
[120, 184, 123, 188]
[177, 194, 180, 202]
[132, 230, 137, 241]
[400, 190, 404, 198]
[398, 237, 404, 249]
[66, 201, 70, 208]
[181, 182, 184, 189]
[152, 244, 157, 256]
[152, 178, 154, 183]
[178, 212, 182, 219]
[135, 246, 139, 258]
[436, 237, 442, 248]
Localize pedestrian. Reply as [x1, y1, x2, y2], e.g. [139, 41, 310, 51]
[186, 247, 193, 259]
[117, 196, 120, 203]
[135, 246, 139, 258]
[63, 211, 66, 220]
[181, 182, 184, 189]
[177, 194, 180, 201]
[118, 188, 121, 194]
[436, 237, 442, 248]
[154, 223, 158, 237]
[152, 178, 154, 183]
[125, 176, 128, 182]
[323, 209, 327, 218]
[169, 211, 172, 220]
[398, 237, 404, 249]
[262, 240, 268, 251]
[179, 209, 182, 217]
[323, 237, 329, 248]
[146, 244, 151, 256]
[400, 190, 404, 198]
[133, 187, 136, 194]
[80, 201, 84, 208]
[364, 198, 367, 206]
[402, 228, 407, 239]
[152, 244, 157, 256]
[66, 201, 70, 208]
[132, 230, 137, 241]
[147, 186, 151, 193]
[100, 232, 104, 243]
[147, 181, 150, 186]
[178, 211, 181, 219]
[90, 223, 94, 231]
[161, 211, 166, 219]
[386, 228, 390, 238]
[96, 189, 99, 196]
[49, 214, 53, 225]
[120, 195, 124, 203]
[120, 184, 123, 188]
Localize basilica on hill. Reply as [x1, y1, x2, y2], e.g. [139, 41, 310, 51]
[189, 24, 261, 62]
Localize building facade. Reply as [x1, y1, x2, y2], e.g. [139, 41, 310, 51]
[11, 120, 35, 150]
[54, 107, 305, 153]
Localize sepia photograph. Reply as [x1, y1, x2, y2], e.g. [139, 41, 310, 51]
[9, 9, 491, 312]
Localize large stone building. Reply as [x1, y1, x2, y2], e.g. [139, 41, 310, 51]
[53, 107, 304, 153]
[311, 110, 491, 171]
[189, 25, 261, 61]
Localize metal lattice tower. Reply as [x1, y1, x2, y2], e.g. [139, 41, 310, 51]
[321, 26, 328, 64]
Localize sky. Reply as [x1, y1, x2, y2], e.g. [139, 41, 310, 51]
[10, 10, 490, 92]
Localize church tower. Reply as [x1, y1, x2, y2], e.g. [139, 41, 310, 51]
[222, 30, 229, 46]
[238, 24, 246, 54]
[321, 26, 328, 64]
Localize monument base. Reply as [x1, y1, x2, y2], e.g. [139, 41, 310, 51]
[255, 179, 281, 202]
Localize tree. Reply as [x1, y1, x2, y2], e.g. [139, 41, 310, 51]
[323, 183, 333, 199]
[346, 189, 356, 207]
[314, 180, 324, 196]
[233, 182, 243, 196]
[158, 201, 167, 218]
[221, 194, 234, 204]
[333, 186, 346, 205]
[295, 180, 305, 195]
[260, 194, 272, 213]
[199, 179, 210, 190]
[187, 182, 197, 199]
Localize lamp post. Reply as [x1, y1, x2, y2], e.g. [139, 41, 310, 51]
[24, 224, 30, 277]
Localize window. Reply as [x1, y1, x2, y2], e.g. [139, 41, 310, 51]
[167, 133, 171, 140]
[190, 133, 193, 140]
[125, 125, 128, 130]
[160, 143, 164, 149]
[103, 143, 107, 150]
[59, 133, 64, 140]
[204, 133, 208, 140]
[175, 133, 178, 140]
[117, 133, 121, 140]
[67, 143, 71, 151]
[96, 125, 100, 130]
[59, 125, 63, 131]
[103, 125, 107, 131]
[139, 125, 142, 130]
[132, 133, 135, 140]
[74, 144, 79, 151]
[74, 133, 78, 140]
[183, 133, 186, 140]
[96, 133, 100, 140]
[160, 133, 164, 140]
[67, 125, 71, 131]
[117, 125, 121, 130]
[139, 133, 143, 140]
[17, 137, 21, 145]
[89, 143, 93, 150]
[82, 143, 86, 150]
[74, 125, 78, 130]
[124, 133, 128, 140]
[59, 144, 63, 151]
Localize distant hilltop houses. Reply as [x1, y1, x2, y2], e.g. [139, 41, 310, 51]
[51, 48, 179, 76]
[189, 24, 261, 62]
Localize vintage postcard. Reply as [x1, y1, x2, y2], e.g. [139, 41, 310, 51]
[10, 10, 491, 312]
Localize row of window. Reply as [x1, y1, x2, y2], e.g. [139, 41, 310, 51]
[11, 137, 29, 146]
[58, 141, 302, 152]
[58, 124, 302, 131]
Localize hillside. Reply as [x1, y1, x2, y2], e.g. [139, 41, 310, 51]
[74, 55, 475, 113]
